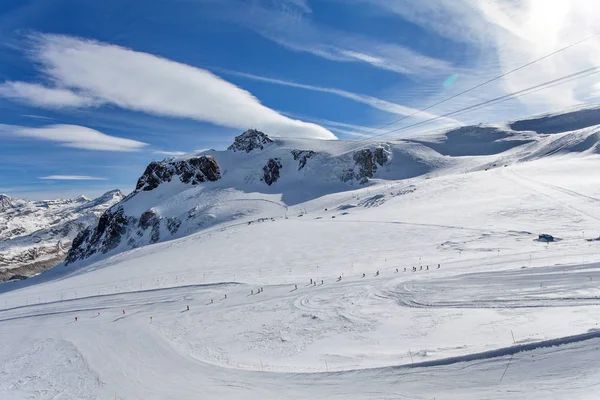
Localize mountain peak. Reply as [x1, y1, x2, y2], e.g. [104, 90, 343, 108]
[102, 189, 123, 198]
[0, 194, 21, 211]
[228, 129, 274, 153]
[75, 195, 91, 202]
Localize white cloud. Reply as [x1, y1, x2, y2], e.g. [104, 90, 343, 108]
[219, 1, 453, 76]
[361, 0, 600, 115]
[154, 150, 187, 156]
[0, 81, 97, 108]
[301, 118, 375, 134]
[326, 127, 371, 138]
[21, 114, 55, 120]
[224, 70, 460, 124]
[39, 175, 107, 181]
[1, 124, 148, 151]
[0, 34, 334, 140]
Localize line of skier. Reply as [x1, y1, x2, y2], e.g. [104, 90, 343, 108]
[73, 263, 443, 322]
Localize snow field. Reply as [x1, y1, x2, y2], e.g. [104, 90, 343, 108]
[1, 154, 600, 398]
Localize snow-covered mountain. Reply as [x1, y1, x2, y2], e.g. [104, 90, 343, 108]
[65, 108, 600, 267]
[3, 106, 600, 400]
[0, 190, 123, 281]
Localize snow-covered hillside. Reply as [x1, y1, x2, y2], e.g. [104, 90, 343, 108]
[0, 190, 123, 281]
[1, 107, 600, 399]
[65, 114, 600, 267]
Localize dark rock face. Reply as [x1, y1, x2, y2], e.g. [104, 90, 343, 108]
[340, 147, 388, 184]
[291, 150, 316, 170]
[374, 147, 389, 166]
[263, 158, 282, 185]
[341, 169, 356, 183]
[228, 129, 273, 153]
[166, 217, 181, 235]
[135, 156, 220, 191]
[66, 207, 132, 264]
[139, 209, 161, 244]
[353, 149, 377, 182]
[65, 156, 221, 264]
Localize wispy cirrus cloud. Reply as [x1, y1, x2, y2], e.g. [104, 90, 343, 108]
[153, 150, 187, 156]
[359, 0, 600, 114]
[0, 33, 334, 140]
[217, 1, 453, 77]
[223, 69, 459, 125]
[39, 175, 107, 181]
[0, 123, 148, 151]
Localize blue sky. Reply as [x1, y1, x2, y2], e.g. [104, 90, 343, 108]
[1, 0, 599, 199]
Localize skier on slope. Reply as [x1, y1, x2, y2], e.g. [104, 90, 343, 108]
[375, 271, 379, 276]
[362, 273, 366, 278]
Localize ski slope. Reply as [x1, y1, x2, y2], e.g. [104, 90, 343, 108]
[1, 150, 600, 399]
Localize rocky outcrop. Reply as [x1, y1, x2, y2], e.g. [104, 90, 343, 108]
[341, 149, 376, 184]
[135, 156, 221, 191]
[166, 217, 181, 235]
[138, 209, 161, 244]
[228, 129, 273, 153]
[262, 158, 282, 185]
[374, 147, 389, 166]
[340, 147, 390, 184]
[66, 206, 132, 264]
[291, 150, 316, 170]
[353, 149, 377, 182]
[65, 155, 225, 265]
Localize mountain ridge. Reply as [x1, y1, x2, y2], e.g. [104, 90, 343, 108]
[0, 189, 123, 281]
[63, 106, 600, 267]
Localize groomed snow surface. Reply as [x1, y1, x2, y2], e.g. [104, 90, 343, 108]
[2, 154, 600, 399]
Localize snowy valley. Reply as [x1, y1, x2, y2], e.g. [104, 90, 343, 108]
[1, 106, 600, 399]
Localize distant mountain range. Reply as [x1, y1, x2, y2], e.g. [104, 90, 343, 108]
[0, 190, 123, 281]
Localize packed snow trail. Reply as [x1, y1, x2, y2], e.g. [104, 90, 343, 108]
[2, 267, 600, 399]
